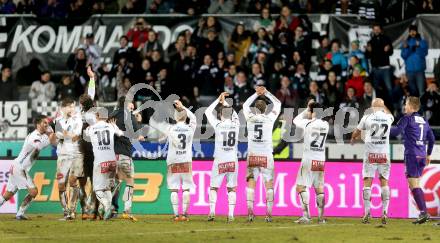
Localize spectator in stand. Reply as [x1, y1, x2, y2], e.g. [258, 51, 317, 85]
[16, 58, 41, 86]
[326, 39, 348, 78]
[249, 62, 265, 88]
[334, 0, 355, 15]
[126, 18, 149, 50]
[29, 71, 56, 111]
[316, 35, 330, 65]
[169, 44, 199, 100]
[357, 0, 379, 20]
[195, 54, 223, 106]
[198, 29, 224, 62]
[67, 48, 88, 94]
[0, 0, 16, 13]
[275, 5, 300, 34]
[253, 7, 276, 34]
[392, 76, 411, 119]
[148, 0, 173, 13]
[142, 30, 164, 58]
[365, 23, 394, 97]
[316, 59, 336, 83]
[421, 82, 440, 126]
[193, 16, 222, 42]
[339, 86, 360, 110]
[80, 33, 102, 71]
[417, 0, 439, 14]
[347, 56, 367, 78]
[323, 71, 342, 108]
[360, 80, 377, 112]
[309, 80, 327, 106]
[287, 51, 304, 73]
[112, 35, 138, 67]
[276, 76, 297, 108]
[349, 40, 368, 72]
[268, 59, 286, 93]
[208, 0, 234, 14]
[0, 67, 18, 101]
[68, 0, 90, 19]
[292, 62, 309, 101]
[174, 0, 210, 15]
[228, 23, 252, 65]
[292, 26, 312, 68]
[16, 0, 33, 14]
[56, 75, 76, 101]
[233, 71, 251, 109]
[345, 65, 365, 98]
[248, 28, 272, 61]
[155, 68, 168, 97]
[150, 50, 165, 78]
[167, 34, 186, 63]
[116, 68, 132, 99]
[401, 25, 428, 96]
[121, 0, 136, 14]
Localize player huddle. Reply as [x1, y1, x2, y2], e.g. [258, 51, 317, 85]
[0, 76, 435, 224]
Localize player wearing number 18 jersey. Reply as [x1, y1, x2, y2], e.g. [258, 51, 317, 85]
[205, 92, 240, 222]
[293, 102, 329, 224]
[351, 98, 394, 224]
[243, 87, 281, 222]
[390, 97, 435, 224]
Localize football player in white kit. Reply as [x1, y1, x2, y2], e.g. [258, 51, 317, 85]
[205, 92, 240, 222]
[54, 98, 84, 220]
[243, 86, 281, 222]
[350, 98, 394, 224]
[293, 101, 329, 224]
[154, 100, 196, 221]
[85, 107, 124, 220]
[0, 115, 57, 220]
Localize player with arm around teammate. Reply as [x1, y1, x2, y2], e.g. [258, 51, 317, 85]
[243, 86, 281, 222]
[0, 115, 57, 220]
[293, 101, 329, 224]
[351, 98, 394, 224]
[390, 97, 435, 224]
[205, 92, 240, 222]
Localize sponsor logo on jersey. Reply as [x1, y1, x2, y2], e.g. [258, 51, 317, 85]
[218, 162, 235, 174]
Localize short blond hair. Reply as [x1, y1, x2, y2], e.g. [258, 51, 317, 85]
[407, 96, 421, 111]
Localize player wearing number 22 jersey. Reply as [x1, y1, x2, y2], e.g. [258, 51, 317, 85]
[293, 102, 329, 224]
[243, 87, 281, 222]
[390, 97, 434, 224]
[205, 92, 240, 222]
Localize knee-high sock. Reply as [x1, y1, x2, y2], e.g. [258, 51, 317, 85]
[59, 190, 68, 214]
[363, 187, 371, 216]
[123, 185, 134, 214]
[182, 191, 190, 215]
[0, 194, 7, 207]
[228, 191, 236, 218]
[266, 188, 274, 216]
[246, 188, 255, 214]
[412, 188, 427, 214]
[381, 186, 390, 216]
[170, 191, 179, 216]
[316, 193, 325, 218]
[69, 186, 80, 213]
[17, 194, 34, 216]
[209, 190, 217, 216]
[299, 190, 310, 218]
[79, 186, 87, 212]
[95, 190, 112, 213]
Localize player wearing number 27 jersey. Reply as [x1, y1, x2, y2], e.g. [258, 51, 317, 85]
[205, 92, 240, 222]
[293, 102, 329, 224]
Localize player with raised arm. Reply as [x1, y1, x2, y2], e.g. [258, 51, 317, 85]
[154, 100, 196, 221]
[351, 98, 394, 224]
[0, 115, 57, 220]
[293, 101, 329, 224]
[390, 97, 435, 224]
[54, 98, 84, 220]
[85, 108, 124, 220]
[205, 92, 240, 222]
[243, 86, 281, 222]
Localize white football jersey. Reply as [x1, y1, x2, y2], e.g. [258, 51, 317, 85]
[14, 130, 51, 172]
[205, 99, 240, 163]
[86, 120, 123, 165]
[165, 108, 197, 165]
[243, 92, 281, 156]
[294, 110, 329, 161]
[357, 110, 394, 156]
[55, 113, 83, 155]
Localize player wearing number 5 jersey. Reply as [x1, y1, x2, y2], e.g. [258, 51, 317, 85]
[390, 97, 435, 224]
[153, 100, 196, 221]
[351, 98, 394, 224]
[85, 108, 124, 220]
[205, 92, 240, 222]
[293, 102, 329, 224]
[243, 87, 281, 222]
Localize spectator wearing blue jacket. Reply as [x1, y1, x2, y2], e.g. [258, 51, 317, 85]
[327, 39, 348, 78]
[349, 40, 368, 72]
[401, 25, 428, 96]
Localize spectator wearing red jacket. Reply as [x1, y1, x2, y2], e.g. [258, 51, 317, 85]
[126, 18, 149, 50]
[345, 64, 365, 98]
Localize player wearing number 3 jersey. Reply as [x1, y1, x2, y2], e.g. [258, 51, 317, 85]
[243, 87, 281, 223]
[351, 98, 393, 224]
[390, 97, 435, 225]
[293, 101, 329, 224]
[205, 92, 240, 222]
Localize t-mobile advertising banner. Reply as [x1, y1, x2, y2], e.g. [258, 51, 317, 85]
[0, 160, 17, 213]
[189, 161, 410, 218]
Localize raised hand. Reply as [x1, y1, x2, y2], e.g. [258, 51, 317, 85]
[87, 65, 95, 79]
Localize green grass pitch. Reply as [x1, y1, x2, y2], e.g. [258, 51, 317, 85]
[1, 215, 439, 242]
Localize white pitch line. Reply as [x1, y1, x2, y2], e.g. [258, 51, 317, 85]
[2, 223, 356, 240]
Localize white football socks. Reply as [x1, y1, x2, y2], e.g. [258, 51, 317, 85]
[246, 188, 255, 214]
[227, 191, 236, 218]
[316, 193, 325, 218]
[363, 187, 372, 216]
[381, 186, 390, 216]
[170, 191, 179, 216]
[299, 190, 310, 218]
[209, 189, 217, 216]
[182, 190, 190, 215]
[123, 185, 134, 213]
[266, 188, 274, 216]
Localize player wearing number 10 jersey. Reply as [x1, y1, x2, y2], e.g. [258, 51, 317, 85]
[205, 92, 240, 222]
[293, 101, 329, 224]
[390, 97, 435, 224]
[351, 98, 394, 224]
[243, 87, 281, 222]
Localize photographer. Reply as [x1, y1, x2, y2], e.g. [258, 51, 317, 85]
[401, 25, 428, 96]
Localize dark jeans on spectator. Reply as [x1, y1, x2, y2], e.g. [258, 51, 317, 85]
[371, 67, 393, 96]
[407, 71, 425, 97]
